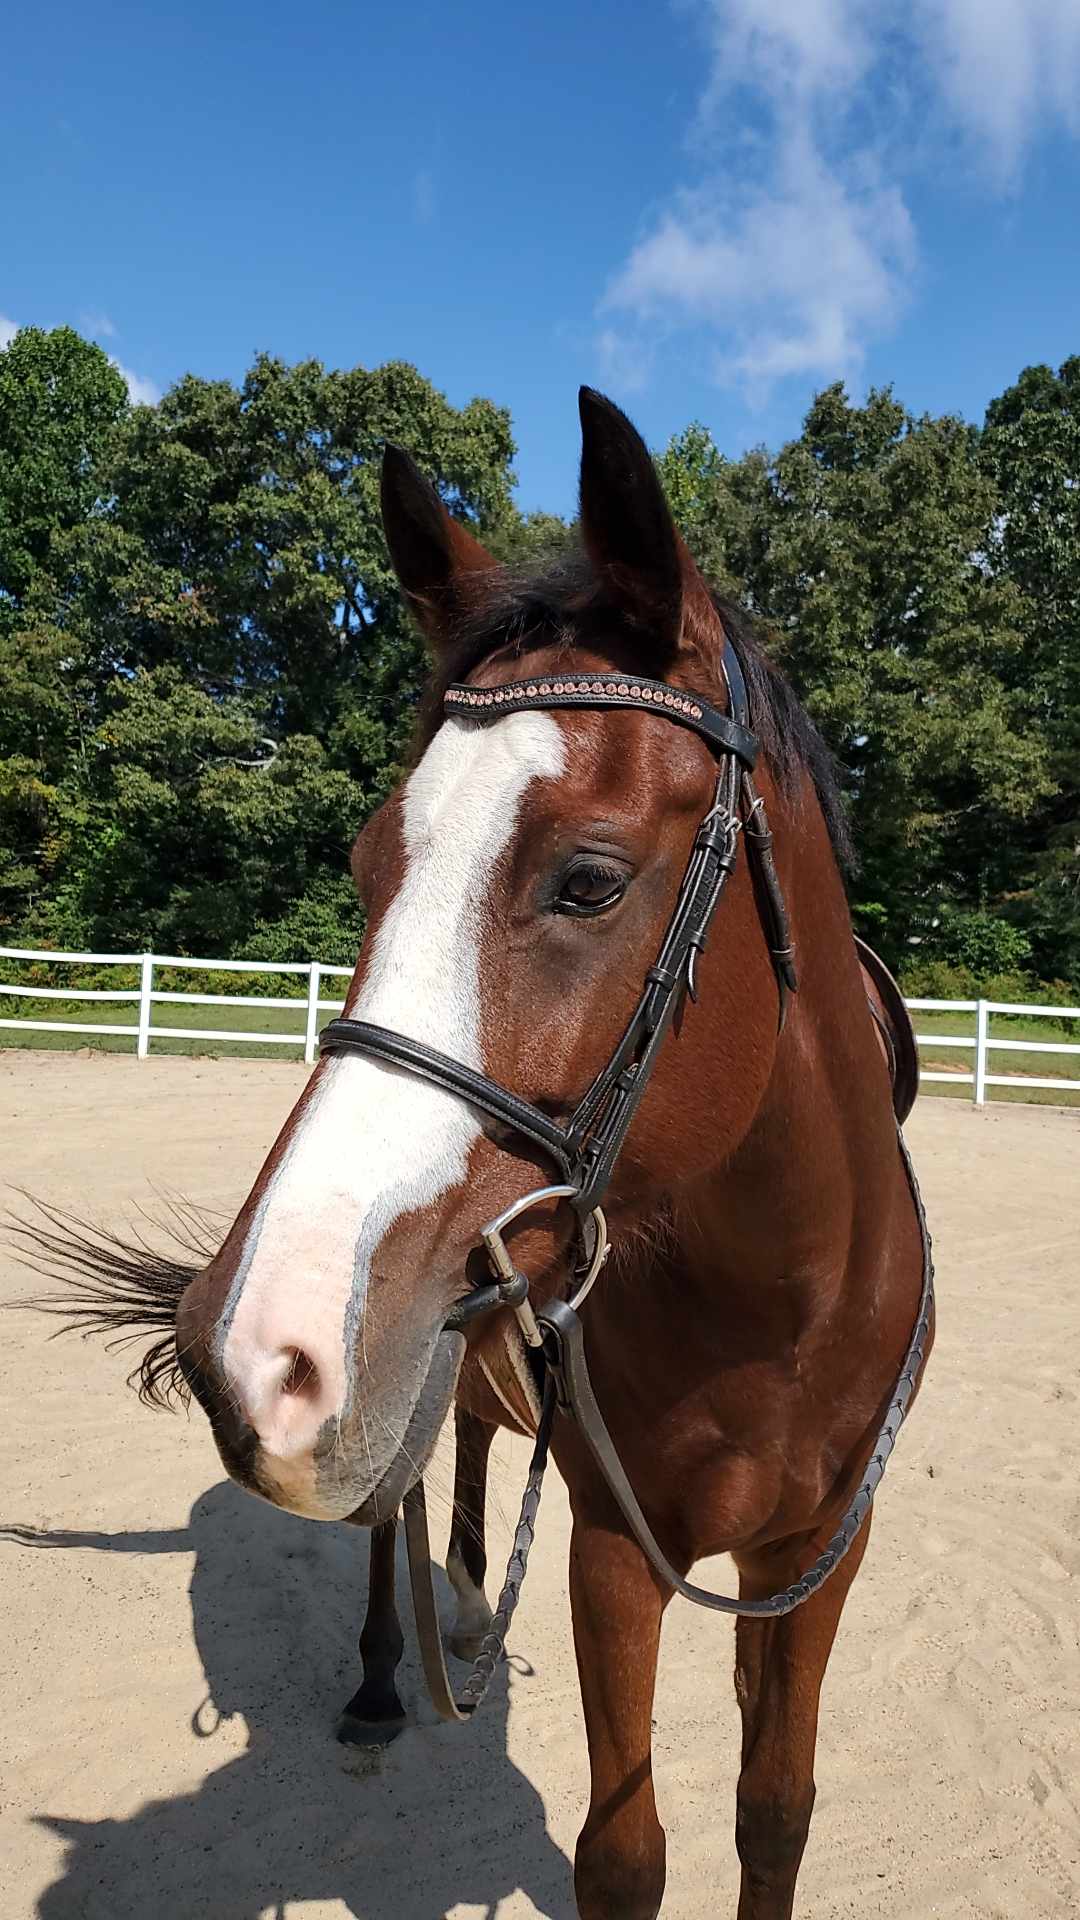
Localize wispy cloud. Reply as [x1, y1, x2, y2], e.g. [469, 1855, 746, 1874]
[0, 315, 16, 350]
[596, 325, 655, 393]
[607, 142, 915, 394]
[80, 308, 117, 339]
[111, 359, 160, 406]
[916, 0, 1080, 182]
[602, 0, 1080, 398]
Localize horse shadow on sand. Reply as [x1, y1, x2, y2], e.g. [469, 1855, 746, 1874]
[8, 1480, 572, 1919]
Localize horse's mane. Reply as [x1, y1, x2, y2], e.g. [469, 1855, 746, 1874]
[417, 544, 853, 870]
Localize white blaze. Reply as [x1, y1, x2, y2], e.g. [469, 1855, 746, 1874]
[219, 712, 565, 1453]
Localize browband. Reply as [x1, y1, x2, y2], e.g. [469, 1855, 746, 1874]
[443, 671, 758, 768]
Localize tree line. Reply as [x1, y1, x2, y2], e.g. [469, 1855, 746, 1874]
[1, 325, 1077, 997]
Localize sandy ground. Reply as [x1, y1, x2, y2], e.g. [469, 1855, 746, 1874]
[1, 1052, 1078, 1920]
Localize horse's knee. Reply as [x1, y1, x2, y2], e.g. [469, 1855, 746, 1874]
[574, 1820, 666, 1920]
[735, 1783, 815, 1887]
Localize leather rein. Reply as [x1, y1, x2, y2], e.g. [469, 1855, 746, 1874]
[320, 642, 935, 1721]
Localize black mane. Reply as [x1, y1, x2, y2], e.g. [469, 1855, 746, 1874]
[425, 543, 853, 869]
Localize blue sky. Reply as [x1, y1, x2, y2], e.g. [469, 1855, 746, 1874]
[4, 0, 1080, 516]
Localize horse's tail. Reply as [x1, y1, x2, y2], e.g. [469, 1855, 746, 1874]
[4, 1194, 219, 1409]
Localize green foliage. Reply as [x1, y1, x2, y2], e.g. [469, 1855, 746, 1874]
[2, 328, 1078, 1005]
[980, 358, 1080, 985]
[897, 958, 1029, 1002]
[0, 339, 518, 959]
[897, 960, 1076, 1032]
[487, 508, 571, 567]
[236, 871, 364, 969]
[0, 326, 128, 615]
[917, 906, 1032, 976]
[659, 381, 1060, 976]
[35, 664, 369, 956]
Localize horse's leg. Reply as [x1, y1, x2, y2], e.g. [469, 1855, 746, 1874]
[446, 1404, 496, 1659]
[338, 1516, 407, 1745]
[569, 1514, 671, 1920]
[732, 1517, 872, 1920]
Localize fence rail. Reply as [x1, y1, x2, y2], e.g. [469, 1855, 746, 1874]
[0, 947, 353, 1065]
[2, 948, 1078, 1103]
[905, 995, 1080, 1103]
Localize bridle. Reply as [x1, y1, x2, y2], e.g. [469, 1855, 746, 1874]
[323, 643, 795, 1281]
[320, 639, 934, 1719]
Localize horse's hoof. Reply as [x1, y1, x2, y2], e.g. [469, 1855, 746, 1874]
[336, 1684, 407, 1747]
[336, 1709, 407, 1748]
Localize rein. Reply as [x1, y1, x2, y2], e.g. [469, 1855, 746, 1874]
[320, 642, 934, 1719]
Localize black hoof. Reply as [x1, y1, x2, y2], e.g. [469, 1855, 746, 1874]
[336, 1685, 407, 1747]
[336, 1709, 407, 1748]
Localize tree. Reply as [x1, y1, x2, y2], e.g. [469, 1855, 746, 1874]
[4, 330, 1077, 988]
[659, 386, 1050, 969]
[982, 359, 1080, 984]
[0, 328, 129, 935]
[0, 327, 128, 617]
[1, 348, 520, 957]
[41, 665, 366, 956]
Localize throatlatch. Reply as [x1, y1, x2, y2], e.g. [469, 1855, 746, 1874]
[320, 638, 934, 1719]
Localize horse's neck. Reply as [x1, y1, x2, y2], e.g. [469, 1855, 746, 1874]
[688, 821, 909, 1310]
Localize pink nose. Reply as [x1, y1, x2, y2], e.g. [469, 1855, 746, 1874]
[224, 1335, 344, 1460]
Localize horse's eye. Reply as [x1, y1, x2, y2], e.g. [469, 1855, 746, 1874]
[555, 858, 629, 917]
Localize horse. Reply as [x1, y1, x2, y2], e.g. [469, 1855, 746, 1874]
[20, 388, 932, 1920]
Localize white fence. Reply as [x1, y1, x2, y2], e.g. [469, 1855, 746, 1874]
[0, 946, 353, 1066]
[1, 947, 1079, 1103]
[906, 995, 1080, 1104]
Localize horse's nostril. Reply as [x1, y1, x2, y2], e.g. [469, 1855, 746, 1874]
[282, 1348, 317, 1399]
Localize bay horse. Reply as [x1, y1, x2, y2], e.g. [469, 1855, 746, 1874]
[22, 389, 931, 1919]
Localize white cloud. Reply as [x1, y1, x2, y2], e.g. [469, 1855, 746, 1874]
[602, 0, 1080, 398]
[699, 0, 876, 106]
[596, 325, 655, 392]
[609, 140, 915, 391]
[912, 0, 1080, 180]
[0, 315, 17, 350]
[80, 308, 117, 339]
[111, 359, 160, 406]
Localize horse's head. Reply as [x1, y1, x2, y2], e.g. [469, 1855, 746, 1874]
[175, 390, 799, 1522]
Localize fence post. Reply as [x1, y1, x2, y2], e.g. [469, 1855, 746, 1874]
[974, 998, 989, 1107]
[136, 953, 154, 1059]
[304, 960, 321, 1065]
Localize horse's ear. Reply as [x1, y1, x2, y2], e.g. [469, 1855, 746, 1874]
[577, 387, 686, 653]
[380, 444, 497, 646]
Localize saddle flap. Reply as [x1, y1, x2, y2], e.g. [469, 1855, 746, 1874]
[854, 936, 920, 1126]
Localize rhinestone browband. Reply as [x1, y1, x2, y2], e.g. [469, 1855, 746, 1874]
[443, 671, 758, 767]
